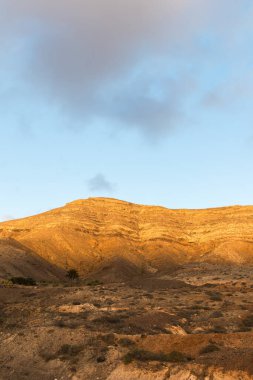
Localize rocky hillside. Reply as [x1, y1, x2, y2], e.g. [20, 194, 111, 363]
[0, 197, 253, 278]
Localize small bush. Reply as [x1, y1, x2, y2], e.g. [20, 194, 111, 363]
[39, 350, 57, 362]
[191, 305, 203, 310]
[54, 316, 84, 329]
[118, 338, 135, 347]
[96, 355, 106, 363]
[40, 344, 84, 362]
[72, 301, 81, 305]
[54, 319, 66, 328]
[236, 325, 251, 332]
[100, 315, 121, 324]
[123, 349, 189, 364]
[207, 292, 222, 301]
[210, 325, 226, 333]
[86, 280, 103, 286]
[58, 344, 84, 358]
[210, 311, 223, 318]
[66, 269, 79, 280]
[241, 314, 253, 328]
[101, 333, 116, 345]
[144, 293, 153, 299]
[200, 344, 220, 354]
[10, 277, 36, 286]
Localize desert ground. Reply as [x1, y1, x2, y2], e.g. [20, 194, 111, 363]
[1, 198, 253, 379]
[1, 262, 253, 380]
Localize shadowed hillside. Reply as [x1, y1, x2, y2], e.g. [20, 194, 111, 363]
[0, 197, 253, 278]
[0, 238, 66, 281]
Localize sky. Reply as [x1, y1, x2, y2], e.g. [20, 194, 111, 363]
[1, 0, 253, 220]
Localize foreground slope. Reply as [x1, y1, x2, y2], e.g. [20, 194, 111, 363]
[0, 197, 253, 277]
[1, 267, 253, 379]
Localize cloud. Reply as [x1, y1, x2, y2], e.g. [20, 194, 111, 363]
[0, 0, 252, 136]
[87, 174, 115, 193]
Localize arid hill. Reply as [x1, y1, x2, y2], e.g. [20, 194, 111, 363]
[1, 198, 253, 379]
[0, 197, 253, 279]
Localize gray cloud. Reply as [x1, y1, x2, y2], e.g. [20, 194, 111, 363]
[87, 174, 114, 193]
[0, 0, 251, 136]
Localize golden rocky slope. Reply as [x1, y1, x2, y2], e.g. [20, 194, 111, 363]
[0, 197, 253, 278]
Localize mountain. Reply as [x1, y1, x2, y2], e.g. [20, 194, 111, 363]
[0, 197, 253, 279]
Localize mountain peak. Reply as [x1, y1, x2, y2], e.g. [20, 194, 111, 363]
[66, 197, 132, 207]
[0, 200, 253, 280]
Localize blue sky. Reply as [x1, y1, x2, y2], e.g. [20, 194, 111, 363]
[1, 0, 253, 220]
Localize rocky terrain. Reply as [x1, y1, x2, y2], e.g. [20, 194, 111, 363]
[0, 197, 253, 279]
[1, 198, 253, 379]
[1, 263, 253, 379]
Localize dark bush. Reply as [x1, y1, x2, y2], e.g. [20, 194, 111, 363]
[210, 325, 227, 333]
[54, 319, 66, 328]
[40, 344, 84, 362]
[97, 315, 121, 324]
[10, 277, 36, 286]
[118, 337, 135, 347]
[123, 349, 189, 364]
[101, 333, 116, 345]
[200, 344, 220, 354]
[96, 355, 106, 363]
[66, 269, 79, 280]
[210, 311, 223, 318]
[57, 344, 84, 358]
[241, 314, 253, 328]
[207, 292, 222, 301]
[86, 280, 103, 286]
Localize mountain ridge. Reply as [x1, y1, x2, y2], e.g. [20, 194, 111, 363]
[0, 197, 253, 279]
[3, 197, 251, 224]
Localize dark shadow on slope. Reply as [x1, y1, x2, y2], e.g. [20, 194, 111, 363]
[87, 257, 142, 283]
[0, 238, 66, 281]
[86, 256, 192, 290]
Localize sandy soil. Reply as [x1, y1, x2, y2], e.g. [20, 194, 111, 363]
[1, 263, 253, 379]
